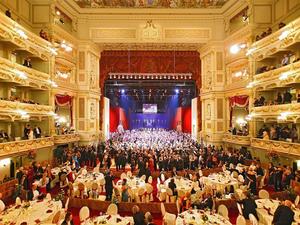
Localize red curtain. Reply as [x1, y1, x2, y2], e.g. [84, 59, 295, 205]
[55, 94, 73, 126]
[229, 95, 249, 127]
[171, 107, 191, 133]
[109, 107, 129, 132]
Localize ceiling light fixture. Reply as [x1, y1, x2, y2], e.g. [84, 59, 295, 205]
[279, 30, 290, 41]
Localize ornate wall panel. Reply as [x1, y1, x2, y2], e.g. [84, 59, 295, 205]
[90, 28, 137, 39]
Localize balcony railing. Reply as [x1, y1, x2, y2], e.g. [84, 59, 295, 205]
[53, 134, 80, 144]
[0, 137, 54, 158]
[0, 100, 53, 116]
[0, 57, 51, 89]
[251, 103, 300, 116]
[253, 61, 300, 91]
[251, 138, 300, 156]
[222, 133, 251, 146]
[0, 13, 53, 61]
[249, 17, 300, 61]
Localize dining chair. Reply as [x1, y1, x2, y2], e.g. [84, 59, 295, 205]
[106, 203, 118, 215]
[120, 172, 126, 180]
[15, 197, 21, 205]
[136, 188, 146, 203]
[79, 206, 90, 222]
[217, 204, 229, 220]
[236, 215, 247, 225]
[164, 212, 176, 225]
[51, 211, 61, 224]
[93, 166, 100, 173]
[295, 195, 300, 206]
[140, 175, 146, 181]
[145, 183, 154, 202]
[127, 188, 133, 202]
[166, 188, 174, 203]
[65, 197, 70, 211]
[126, 171, 132, 177]
[237, 202, 243, 215]
[46, 193, 52, 201]
[160, 202, 166, 216]
[249, 213, 259, 225]
[148, 176, 153, 184]
[258, 189, 270, 199]
[99, 178, 105, 193]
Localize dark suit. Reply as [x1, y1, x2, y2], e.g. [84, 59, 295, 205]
[168, 181, 177, 195]
[61, 221, 74, 225]
[272, 205, 294, 225]
[133, 212, 145, 225]
[33, 127, 41, 138]
[241, 198, 258, 219]
[105, 174, 114, 201]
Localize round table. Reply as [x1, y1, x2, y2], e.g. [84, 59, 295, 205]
[202, 173, 238, 193]
[255, 199, 300, 225]
[84, 214, 133, 225]
[74, 172, 104, 190]
[0, 200, 62, 225]
[164, 177, 195, 194]
[176, 209, 232, 225]
[116, 176, 146, 195]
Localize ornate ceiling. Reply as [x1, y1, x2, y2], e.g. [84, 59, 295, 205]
[73, 0, 229, 8]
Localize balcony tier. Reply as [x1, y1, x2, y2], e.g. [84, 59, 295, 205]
[222, 134, 251, 146]
[253, 61, 300, 91]
[249, 17, 300, 61]
[0, 57, 51, 89]
[0, 13, 53, 61]
[53, 134, 80, 144]
[0, 100, 53, 118]
[0, 137, 54, 158]
[251, 103, 300, 122]
[251, 138, 300, 157]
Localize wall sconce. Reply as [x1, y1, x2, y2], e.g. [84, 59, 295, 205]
[230, 43, 247, 54]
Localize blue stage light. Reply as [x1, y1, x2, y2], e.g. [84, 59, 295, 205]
[121, 89, 125, 94]
[175, 89, 179, 94]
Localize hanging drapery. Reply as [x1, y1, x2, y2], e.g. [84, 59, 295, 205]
[229, 95, 249, 127]
[55, 94, 73, 126]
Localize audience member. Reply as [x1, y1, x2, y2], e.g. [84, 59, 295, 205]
[23, 57, 32, 68]
[240, 192, 258, 220]
[272, 200, 294, 225]
[5, 9, 11, 18]
[61, 211, 74, 225]
[132, 205, 145, 225]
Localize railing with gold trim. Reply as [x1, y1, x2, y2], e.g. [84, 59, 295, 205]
[222, 133, 251, 146]
[253, 61, 300, 90]
[53, 134, 80, 144]
[0, 100, 53, 115]
[249, 17, 300, 61]
[251, 103, 300, 116]
[251, 138, 300, 156]
[0, 57, 51, 89]
[0, 137, 54, 158]
[0, 13, 53, 61]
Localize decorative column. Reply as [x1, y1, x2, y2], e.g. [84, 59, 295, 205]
[76, 42, 101, 144]
[199, 43, 226, 145]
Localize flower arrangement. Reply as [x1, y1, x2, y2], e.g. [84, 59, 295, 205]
[201, 214, 208, 222]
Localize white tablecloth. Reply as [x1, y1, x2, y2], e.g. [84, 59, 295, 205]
[255, 199, 300, 225]
[74, 172, 104, 190]
[0, 200, 62, 225]
[164, 177, 195, 194]
[84, 214, 133, 225]
[176, 209, 232, 225]
[116, 176, 146, 192]
[202, 173, 238, 193]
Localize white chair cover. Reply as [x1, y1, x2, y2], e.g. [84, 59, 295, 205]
[79, 206, 90, 222]
[217, 204, 229, 220]
[236, 215, 247, 225]
[15, 197, 21, 205]
[258, 189, 270, 199]
[106, 203, 118, 215]
[249, 213, 258, 225]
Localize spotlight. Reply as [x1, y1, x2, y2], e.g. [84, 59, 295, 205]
[175, 89, 179, 94]
[56, 10, 61, 16]
[230, 43, 246, 54]
[121, 89, 125, 94]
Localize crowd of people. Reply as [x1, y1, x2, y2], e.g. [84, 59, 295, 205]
[253, 90, 293, 107]
[257, 124, 299, 143]
[0, 128, 298, 225]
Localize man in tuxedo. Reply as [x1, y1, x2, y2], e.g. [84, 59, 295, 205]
[23, 124, 30, 139]
[168, 178, 177, 196]
[272, 200, 294, 225]
[33, 125, 41, 138]
[27, 184, 40, 201]
[240, 193, 258, 220]
[23, 57, 32, 68]
[132, 205, 145, 225]
[105, 170, 114, 201]
[16, 167, 24, 184]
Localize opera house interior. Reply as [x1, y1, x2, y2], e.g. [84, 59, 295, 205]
[1, 0, 300, 224]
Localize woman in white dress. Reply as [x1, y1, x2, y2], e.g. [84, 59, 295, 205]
[28, 128, 34, 140]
